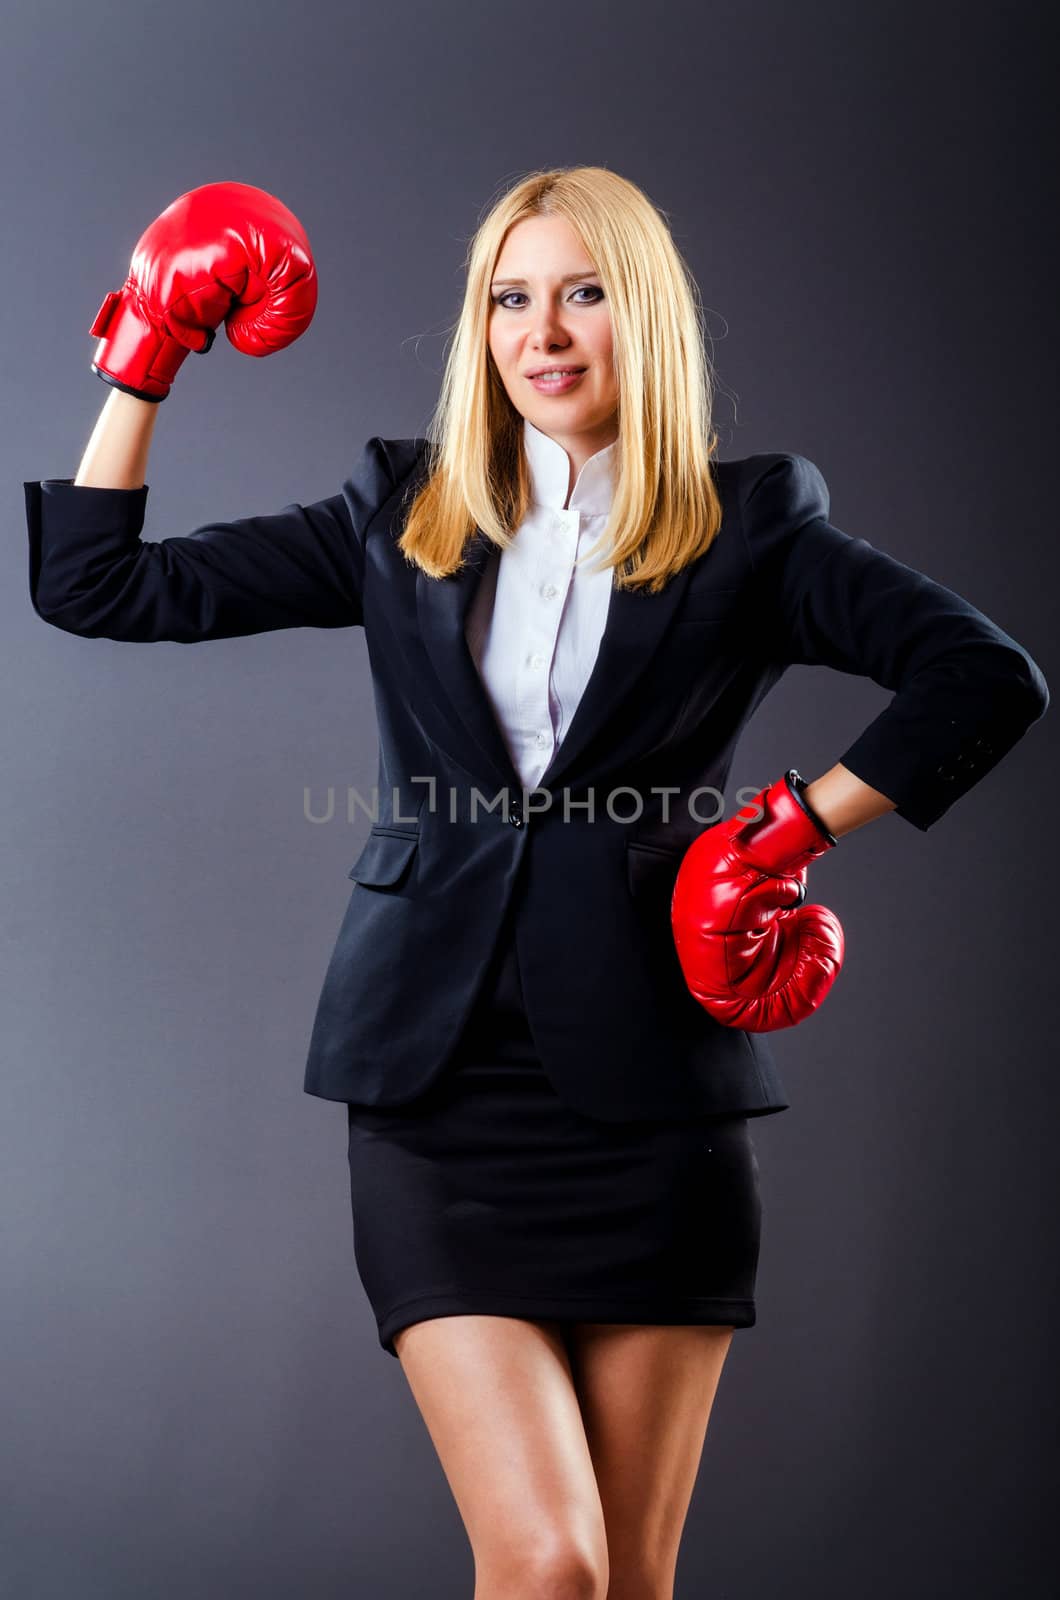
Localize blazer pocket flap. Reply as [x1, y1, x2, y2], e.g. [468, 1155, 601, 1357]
[673, 586, 744, 625]
[347, 830, 419, 886]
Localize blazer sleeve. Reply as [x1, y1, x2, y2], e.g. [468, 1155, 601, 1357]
[739, 452, 1050, 832]
[23, 434, 402, 643]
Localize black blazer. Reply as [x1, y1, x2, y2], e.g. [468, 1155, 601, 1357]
[24, 440, 1050, 1121]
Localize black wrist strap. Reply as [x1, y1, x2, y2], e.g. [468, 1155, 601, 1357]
[785, 768, 838, 847]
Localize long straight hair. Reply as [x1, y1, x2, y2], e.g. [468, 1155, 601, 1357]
[398, 165, 724, 595]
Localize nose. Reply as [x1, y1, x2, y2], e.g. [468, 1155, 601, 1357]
[528, 302, 571, 351]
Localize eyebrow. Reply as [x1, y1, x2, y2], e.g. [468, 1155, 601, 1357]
[490, 270, 601, 287]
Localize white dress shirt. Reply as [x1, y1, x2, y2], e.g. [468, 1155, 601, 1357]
[464, 418, 618, 790]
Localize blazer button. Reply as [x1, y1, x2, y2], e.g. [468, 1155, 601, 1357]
[508, 804, 524, 828]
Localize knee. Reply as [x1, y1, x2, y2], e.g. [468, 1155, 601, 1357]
[479, 1539, 608, 1600]
[601, 1564, 673, 1600]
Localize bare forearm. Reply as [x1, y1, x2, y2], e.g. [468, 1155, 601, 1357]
[74, 386, 160, 489]
[802, 762, 897, 838]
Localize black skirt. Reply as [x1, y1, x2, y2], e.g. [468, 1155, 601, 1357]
[346, 899, 763, 1360]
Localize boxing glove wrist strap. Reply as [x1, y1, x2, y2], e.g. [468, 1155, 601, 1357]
[784, 767, 838, 847]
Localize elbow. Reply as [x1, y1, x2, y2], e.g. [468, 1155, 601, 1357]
[1031, 673, 1050, 724]
[30, 582, 92, 636]
[32, 602, 97, 638]
[1013, 647, 1050, 726]
[29, 549, 103, 636]
[959, 637, 1049, 729]
[30, 581, 117, 639]
[989, 646, 1050, 755]
[30, 585, 78, 632]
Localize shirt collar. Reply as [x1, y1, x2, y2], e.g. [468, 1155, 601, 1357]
[523, 417, 618, 516]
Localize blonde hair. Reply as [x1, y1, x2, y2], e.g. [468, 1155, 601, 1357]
[398, 165, 723, 595]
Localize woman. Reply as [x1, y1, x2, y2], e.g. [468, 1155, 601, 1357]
[27, 167, 1049, 1599]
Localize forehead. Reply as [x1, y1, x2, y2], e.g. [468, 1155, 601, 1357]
[492, 214, 596, 278]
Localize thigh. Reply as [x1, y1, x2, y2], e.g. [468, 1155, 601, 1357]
[393, 1313, 609, 1584]
[563, 1321, 735, 1591]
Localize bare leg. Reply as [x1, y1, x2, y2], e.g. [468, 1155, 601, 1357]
[393, 1313, 610, 1599]
[563, 1322, 736, 1600]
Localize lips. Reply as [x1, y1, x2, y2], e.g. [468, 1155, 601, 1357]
[527, 367, 588, 395]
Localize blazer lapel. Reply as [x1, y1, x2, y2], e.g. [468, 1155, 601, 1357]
[415, 528, 523, 794]
[538, 558, 694, 791]
[416, 526, 696, 796]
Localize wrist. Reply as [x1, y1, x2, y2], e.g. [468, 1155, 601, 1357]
[784, 768, 838, 846]
[733, 770, 838, 875]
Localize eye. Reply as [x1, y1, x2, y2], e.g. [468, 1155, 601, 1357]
[491, 286, 604, 310]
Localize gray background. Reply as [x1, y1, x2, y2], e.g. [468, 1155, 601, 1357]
[3, 0, 1056, 1595]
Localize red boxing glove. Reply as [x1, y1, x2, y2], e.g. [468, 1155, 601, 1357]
[88, 180, 318, 402]
[671, 769, 845, 1032]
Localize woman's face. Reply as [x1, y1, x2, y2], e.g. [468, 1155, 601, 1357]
[487, 214, 620, 469]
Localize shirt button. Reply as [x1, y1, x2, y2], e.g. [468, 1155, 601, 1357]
[530, 653, 546, 669]
[542, 584, 559, 599]
[536, 731, 549, 747]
